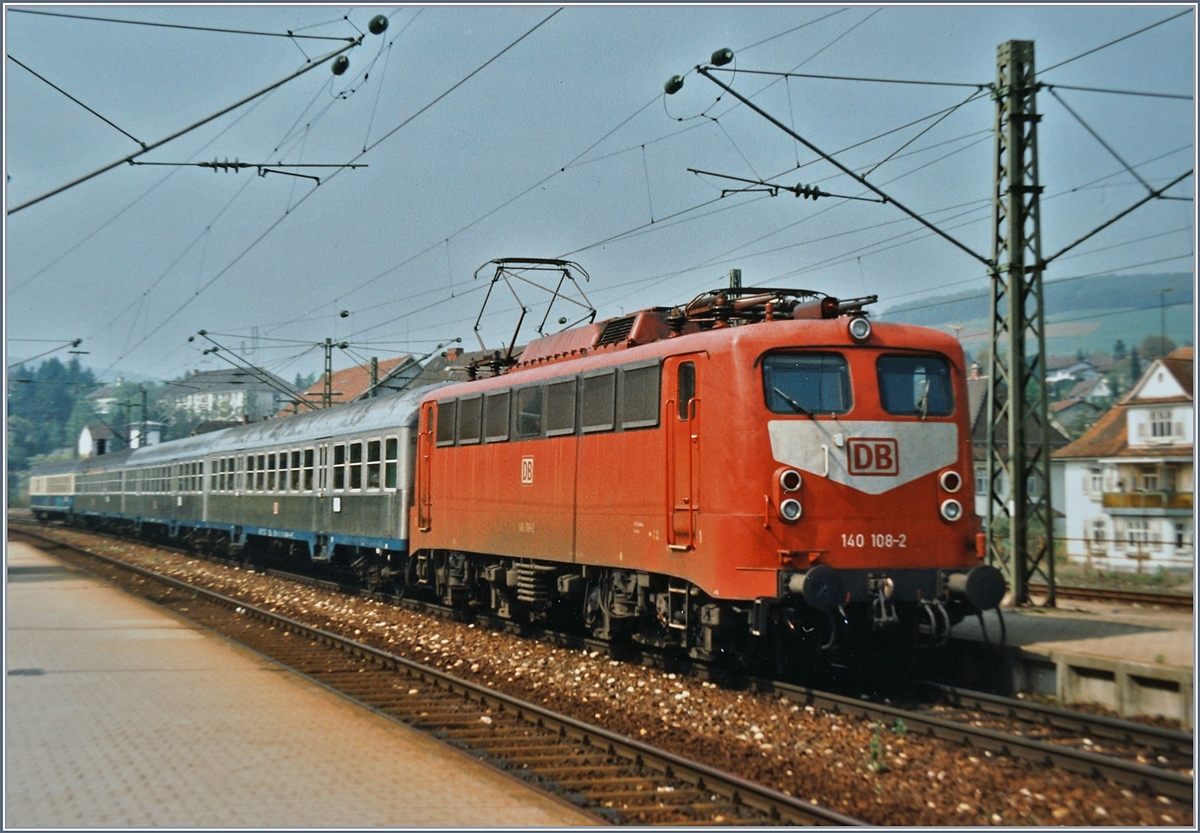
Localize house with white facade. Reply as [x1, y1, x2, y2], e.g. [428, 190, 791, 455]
[1053, 347, 1194, 572]
[163, 368, 299, 422]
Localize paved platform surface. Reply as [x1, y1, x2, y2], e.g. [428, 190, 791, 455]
[956, 596, 1192, 670]
[5, 539, 597, 827]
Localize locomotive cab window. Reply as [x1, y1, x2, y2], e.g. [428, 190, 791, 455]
[516, 387, 543, 438]
[677, 362, 695, 421]
[762, 353, 851, 415]
[877, 354, 954, 417]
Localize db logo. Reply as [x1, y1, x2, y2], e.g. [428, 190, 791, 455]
[520, 456, 534, 485]
[847, 438, 899, 476]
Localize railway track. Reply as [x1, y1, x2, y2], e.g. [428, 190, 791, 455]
[9, 525, 862, 827]
[1027, 583, 1192, 611]
[12, 520, 1194, 805]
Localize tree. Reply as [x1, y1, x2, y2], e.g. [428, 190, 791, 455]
[1112, 339, 1127, 361]
[294, 371, 318, 390]
[1128, 347, 1142, 386]
[1138, 335, 1176, 361]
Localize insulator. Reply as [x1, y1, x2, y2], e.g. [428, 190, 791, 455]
[664, 75, 684, 95]
[710, 48, 734, 67]
[368, 14, 389, 35]
[332, 56, 350, 76]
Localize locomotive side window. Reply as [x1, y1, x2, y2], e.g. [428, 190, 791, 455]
[349, 441, 363, 490]
[384, 438, 398, 489]
[762, 353, 851, 415]
[457, 396, 483, 445]
[367, 440, 381, 489]
[436, 400, 457, 447]
[334, 445, 345, 490]
[581, 371, 616, 433]
[485, 392, 510, 442]
[621, 364, 661, 429]
[516, 387, 543, 438]
[877, 355, 954, 417]
[546, 379, 577, 436]
[304, 449, 315, 491]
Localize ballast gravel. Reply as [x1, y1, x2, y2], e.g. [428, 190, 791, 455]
[40, 530, 1193, 827]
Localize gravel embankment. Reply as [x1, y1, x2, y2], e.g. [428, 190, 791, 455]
[36, 531, 1195, 826]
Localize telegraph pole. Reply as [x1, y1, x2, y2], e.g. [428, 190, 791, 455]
[323, 338, 334, 409]
[985, 40, 1054, 606]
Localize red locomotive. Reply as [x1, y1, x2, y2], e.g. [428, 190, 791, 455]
[408, 281, 1005, 660]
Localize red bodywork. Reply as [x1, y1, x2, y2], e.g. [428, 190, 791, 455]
[411, 315, 982, 603]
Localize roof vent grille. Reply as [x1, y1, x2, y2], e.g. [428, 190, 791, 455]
[596, 316, 636, 346]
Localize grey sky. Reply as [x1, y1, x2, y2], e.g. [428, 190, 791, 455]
[4, 4, 1194, 383]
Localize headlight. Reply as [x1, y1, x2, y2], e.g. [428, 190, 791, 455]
[780, 499, 803, 522]
[939, 470, 962, 493]
[940, 498, 963, 522]
[847, 316, 872, 342]
[779, 469, 803, 493]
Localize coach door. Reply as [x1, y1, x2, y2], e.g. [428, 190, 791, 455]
[416, 403, 435, 531]
[315, 438, 333, 535]
[665, 354, 703, 551]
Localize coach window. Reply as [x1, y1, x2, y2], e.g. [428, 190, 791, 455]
[367, 440, 381, 489]
[762, 353, 851, 416]
[210, 461, 218, 492]
[349, 441, 363, 490]
[581, 370, 616, 433]
[516, 387, 543, 438]
[216, 459, 224, 492]
[877, 355, 954, 418]
[268, 453, 278, 491]
[621, 363, 661, 429]
[318, 446, 328, 490]
[256, 454, 266, 491]
[246, 456, 256, 492]
[385, 438, 398, 489]
[485, 391, 510, 443]
[546, 378, 577, 437]
[291, 450, 301, 492]
[436, 400, 457, 447]
[333, 444, 346, 490]
[304, 449, 315, 491]
[457, 396, 482, 445]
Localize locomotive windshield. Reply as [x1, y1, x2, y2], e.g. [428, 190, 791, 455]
[762, 353, 851, 415]
[877, 354, 954, 417]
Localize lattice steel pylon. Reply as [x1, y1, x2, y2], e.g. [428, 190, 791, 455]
[986, 40, 1055, 606]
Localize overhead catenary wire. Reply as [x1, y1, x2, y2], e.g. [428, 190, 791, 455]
[7, 56, 145, 147]
[1036, 8, 1193, 77]
[7, 40, 360, 215]
[8, 7, 357, 41]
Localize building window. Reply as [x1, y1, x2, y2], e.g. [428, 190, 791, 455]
[1127, 519, 1149, 548]
[1140, 467, 1158, 491]
[1088, 466, 1103, 494]
[975, 469, 987, 496]
[1151, 409, 1173, 438]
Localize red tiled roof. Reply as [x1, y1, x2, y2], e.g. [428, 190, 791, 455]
[1051, 405, 1126, 459]
[1160, 350, 1193, 397]
[280, 357, 409, 415]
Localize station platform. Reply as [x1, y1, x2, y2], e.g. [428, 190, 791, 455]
[954, 596, 1193, 729]
[5, 539, 597, 827]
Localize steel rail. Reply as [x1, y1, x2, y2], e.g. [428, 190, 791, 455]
[15, 520, 1192, 802]
[920, 682, 1192, 757]
[1027, 583, 1192, 610]
[751, 678, 1193, 801]
[9, 524, 863, 827]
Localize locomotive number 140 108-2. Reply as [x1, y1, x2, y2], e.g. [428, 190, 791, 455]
[841, 532, 907, 548]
